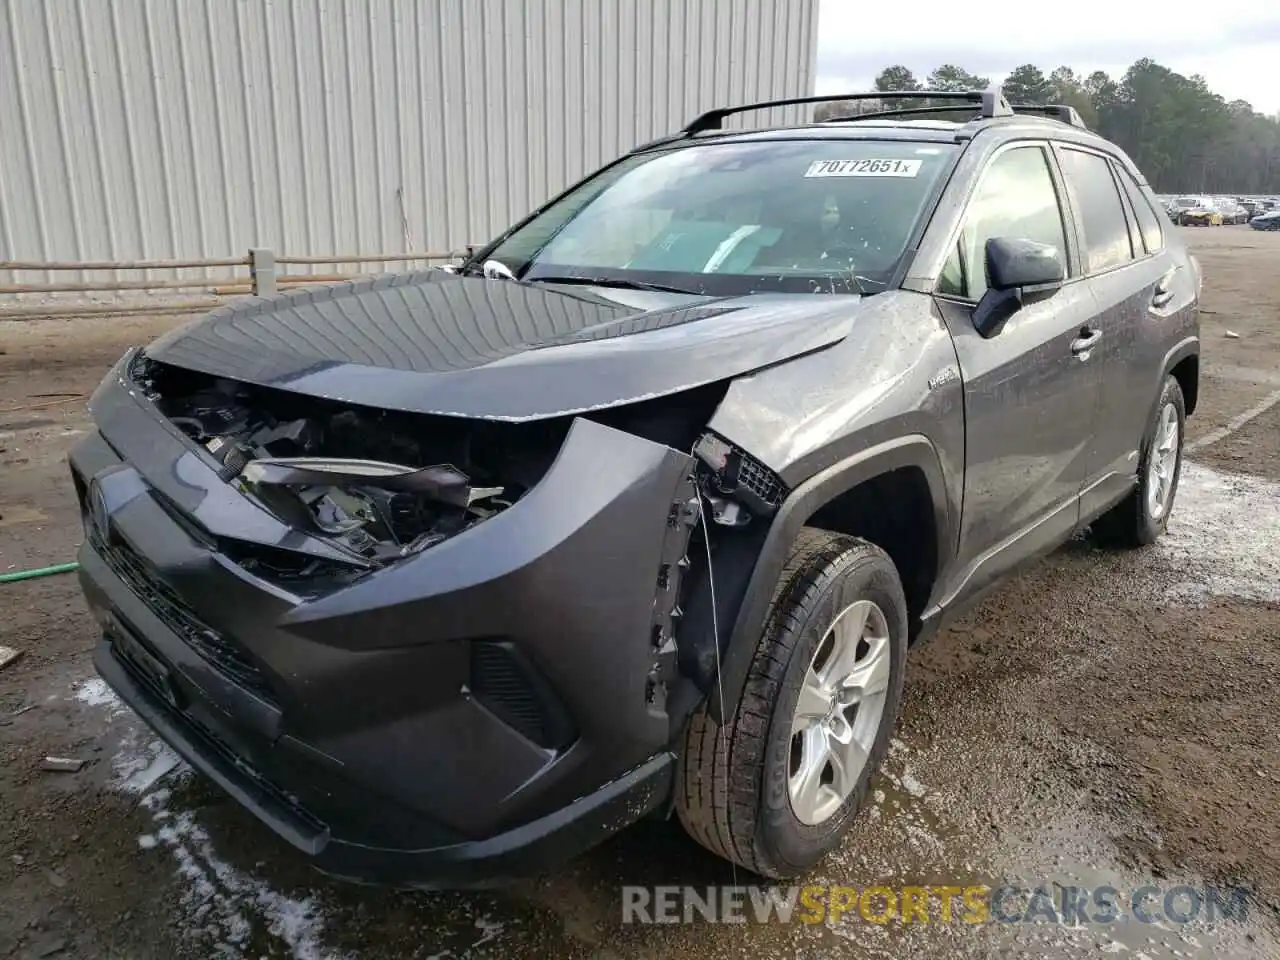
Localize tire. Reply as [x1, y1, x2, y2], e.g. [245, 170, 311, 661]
[675, 530, 908, 879]
[1092, 375, 1186, 548]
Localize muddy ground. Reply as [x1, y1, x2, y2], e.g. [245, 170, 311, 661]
[2, 227, 1279, 959]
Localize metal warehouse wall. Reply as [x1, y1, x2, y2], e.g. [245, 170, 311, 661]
[0, 0, 819, 280]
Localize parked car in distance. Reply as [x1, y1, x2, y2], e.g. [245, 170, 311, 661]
[69, 85, 1201, 887]
[1251, 209, 1280, 231]
[1176, 197, 1223, 226]
[1218, 200, 1250, 225]
[1166, 196, 1200, 223]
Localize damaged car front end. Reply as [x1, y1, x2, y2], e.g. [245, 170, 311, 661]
[71, 332, 788, 886]
[71, 124, 967, 886]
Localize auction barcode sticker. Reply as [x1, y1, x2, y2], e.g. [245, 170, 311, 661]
[804, 159, 922, 178]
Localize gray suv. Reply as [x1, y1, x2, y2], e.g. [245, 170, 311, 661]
[72, 86, 1198, 887]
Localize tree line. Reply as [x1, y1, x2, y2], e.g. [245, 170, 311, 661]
[812, 61, 1280, 194]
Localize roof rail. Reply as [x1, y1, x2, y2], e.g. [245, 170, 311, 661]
[822, 100, 1090, 131]
[681, 85, 1014, 135]
[1008, 103, 1088, 129]
[821, 104, 993, 123]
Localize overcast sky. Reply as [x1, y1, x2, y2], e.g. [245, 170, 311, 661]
[816, 0, 1280, 116]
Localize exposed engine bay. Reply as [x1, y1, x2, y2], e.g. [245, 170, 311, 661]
[130, 357, 768, 572]
[134, 357, 574, 566]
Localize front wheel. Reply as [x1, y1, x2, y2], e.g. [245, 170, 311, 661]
[1092, 375, 1186, 547]
[675, 530, 908, 878]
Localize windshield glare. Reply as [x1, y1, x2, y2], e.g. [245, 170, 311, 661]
[482, 140, 958, 296]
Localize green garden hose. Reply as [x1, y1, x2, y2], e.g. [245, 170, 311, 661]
[0, 562, 80, 584]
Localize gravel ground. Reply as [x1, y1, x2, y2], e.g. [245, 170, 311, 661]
[2, 228, 1279, 959]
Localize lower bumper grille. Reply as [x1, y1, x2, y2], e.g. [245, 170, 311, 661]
[107, 637, 326, 838]
[470, 641, 575, 749]
[89, 527, 278, 705]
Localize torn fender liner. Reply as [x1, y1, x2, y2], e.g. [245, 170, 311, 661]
[143, 272, 859, 420]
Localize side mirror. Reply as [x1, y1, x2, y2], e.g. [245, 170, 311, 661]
[972, 237, 1065, 338]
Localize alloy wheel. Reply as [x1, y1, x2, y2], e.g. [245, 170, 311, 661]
[1146, 402, 1180, 520]
[788, 600, 891, 826]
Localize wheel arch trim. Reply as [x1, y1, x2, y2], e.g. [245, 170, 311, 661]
[1160, 335, 1200, 417]
[707, 434, 952, 725]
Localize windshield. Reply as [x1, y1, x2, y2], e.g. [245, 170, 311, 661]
[475, 140, 958, 296]
[1175, 197, 1201, 207]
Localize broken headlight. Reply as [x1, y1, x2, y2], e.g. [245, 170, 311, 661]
[693, 431, 785, 525]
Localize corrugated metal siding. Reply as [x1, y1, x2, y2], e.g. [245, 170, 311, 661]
[0, 0, 817, 284]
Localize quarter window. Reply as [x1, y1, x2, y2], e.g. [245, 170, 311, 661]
[1116, 166, 1164, 254]
[1057, 148, 1133, 272]
[937, 146, 1069, 300]
[1116, 179, 1145, 256]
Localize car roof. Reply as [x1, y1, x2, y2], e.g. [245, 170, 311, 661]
[638, 117, 1141, 179]
[629, 86, 1149, 183]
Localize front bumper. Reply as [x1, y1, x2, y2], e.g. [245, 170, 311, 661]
[71, 353, 698, 886]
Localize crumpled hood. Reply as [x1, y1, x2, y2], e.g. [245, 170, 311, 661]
[144, 271, 861, 420]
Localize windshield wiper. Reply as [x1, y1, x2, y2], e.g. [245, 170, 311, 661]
[528, 275, 697, 295]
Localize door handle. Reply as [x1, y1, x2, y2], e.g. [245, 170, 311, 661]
[1071, 328, 1102, 357]
[1151, 272, 1176, 309]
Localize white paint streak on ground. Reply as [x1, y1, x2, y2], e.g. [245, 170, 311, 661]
[472, 915, 506, 948]
[67, 678, 343, 960]
[137, 787, 340, 960]
[111, 728, 189, 793]
[1160, 462, 1280, 603]
[899, 770, 927, 798]
[72, 676, 129, 718]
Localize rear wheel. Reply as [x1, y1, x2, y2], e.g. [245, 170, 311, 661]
[1092, 375, 1186, 547]
[675, 530, 907, 878]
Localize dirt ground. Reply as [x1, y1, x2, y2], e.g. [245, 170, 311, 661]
[2, 227, 1279, 959]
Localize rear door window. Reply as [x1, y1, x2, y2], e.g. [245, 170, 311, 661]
[1057, 148, 1134, 273]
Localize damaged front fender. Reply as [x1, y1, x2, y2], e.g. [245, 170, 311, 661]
[75, 369, 706, 836]
[277, 417, 700, 823]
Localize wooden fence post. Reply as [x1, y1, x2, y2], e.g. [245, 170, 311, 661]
[249, 248, 277, 296]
